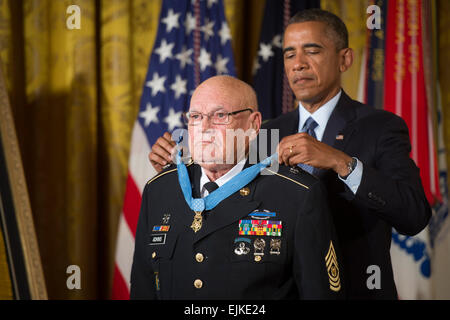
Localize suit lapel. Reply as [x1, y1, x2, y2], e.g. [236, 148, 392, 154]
[280, 109, 300, 140]
[315, 91, 358, 178]
[321, 91, 357, 148]
[258, 109, 299, 159]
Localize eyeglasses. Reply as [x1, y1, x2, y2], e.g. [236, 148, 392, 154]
[183, 108, 253, 126]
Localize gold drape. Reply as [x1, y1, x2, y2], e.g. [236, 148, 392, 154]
[321, 0, 368, 100]
[1, 0, 162, 299]
[98, 0, 162, 298]
[22, 0, 98, 299]
[2, 0, 448, 299]
[0, 227, 13, 299]
[0, 0, 17, 300]
[439, 1, 450, 179]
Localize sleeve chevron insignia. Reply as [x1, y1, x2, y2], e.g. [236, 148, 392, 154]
[325, 240, 341, 292]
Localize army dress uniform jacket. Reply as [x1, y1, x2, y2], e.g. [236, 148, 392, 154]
[130, 162, 344, 300]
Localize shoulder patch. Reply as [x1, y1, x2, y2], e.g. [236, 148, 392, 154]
[146, 159, 194, 185]
[263, 168, 310, 190]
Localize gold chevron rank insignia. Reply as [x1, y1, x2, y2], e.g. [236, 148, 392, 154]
[325, 241, 341, 292]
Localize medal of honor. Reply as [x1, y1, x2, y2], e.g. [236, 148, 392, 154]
[191, 211, 203, 233]
[190, 198, 206, 233]
[175, 136, 278, 233]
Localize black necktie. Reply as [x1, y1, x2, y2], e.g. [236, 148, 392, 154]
[203, 181, 219, 194]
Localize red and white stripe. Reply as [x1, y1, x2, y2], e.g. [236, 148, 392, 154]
[112, 122, 157, 299]
[385, 0, 438, 299]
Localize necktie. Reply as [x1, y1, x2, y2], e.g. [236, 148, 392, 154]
[298, 117, 318, 174]
[176, 137, 277, 233]
[203, 181, 219, 195]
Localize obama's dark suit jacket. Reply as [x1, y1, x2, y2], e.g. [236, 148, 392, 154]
[261, 91, 431, 299]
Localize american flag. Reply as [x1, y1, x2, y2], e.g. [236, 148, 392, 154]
[112, 0, 236, 299]
[382, 0, 441, 299]
[357, 0, 386, 109]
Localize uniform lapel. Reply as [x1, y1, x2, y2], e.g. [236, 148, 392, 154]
[174, 163, 203, 232]
[190, 162, 202, 198]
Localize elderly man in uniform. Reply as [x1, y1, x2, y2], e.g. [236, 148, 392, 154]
[130, 75, 343, 299]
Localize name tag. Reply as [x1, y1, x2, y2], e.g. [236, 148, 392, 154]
[149, 234, 166, 245]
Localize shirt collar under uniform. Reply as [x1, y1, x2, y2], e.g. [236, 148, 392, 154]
[199, 157, 247, 197]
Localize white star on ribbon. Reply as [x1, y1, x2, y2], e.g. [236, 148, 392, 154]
[175, 46, 193, 69]
[154, 39, 174, 63]
[215, 54, 229, 74]
[146, 72, 166, 96]
[185, 12, 196, 35]
[272, 34, 283, 48]
[198, 48, 212, 71]
[258, 43, 274, 62]
[139, 103, 160, 127]
[252, 58, 261, 76]
[207, 0, 218, 8]
[164, 108, 183, 131]
[218, 22, 231, 45]
[170, 75, 187, 99]
[201, 19, 214, 41]
[162, 9, 180, 33]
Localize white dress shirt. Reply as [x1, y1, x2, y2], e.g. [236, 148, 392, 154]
[200, 157, 247, 198]
[297, 90, 363, 194]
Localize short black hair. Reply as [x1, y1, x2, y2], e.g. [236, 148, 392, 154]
[286, 8, 349, 50]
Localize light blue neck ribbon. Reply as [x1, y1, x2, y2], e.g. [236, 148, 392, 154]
[175, 140, 277, 213]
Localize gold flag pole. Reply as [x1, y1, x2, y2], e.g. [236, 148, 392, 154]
[0, 60, 47, 300]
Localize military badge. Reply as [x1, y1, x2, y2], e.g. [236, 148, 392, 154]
[162, 213, 171, 224]
[234, 238, 251, 255]
[289, 167, 300, 175]
[249, 209, 276, 220]
[269, 239, 281, 255]
[325, 241, 341, 292]
[253, 238, 266, 262]
[191, 211, 203, 233]
[239, 187, 250, 196]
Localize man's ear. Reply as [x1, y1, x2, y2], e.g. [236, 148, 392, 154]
[249, 111, 262, 136]
[339, 48, 354, 73]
